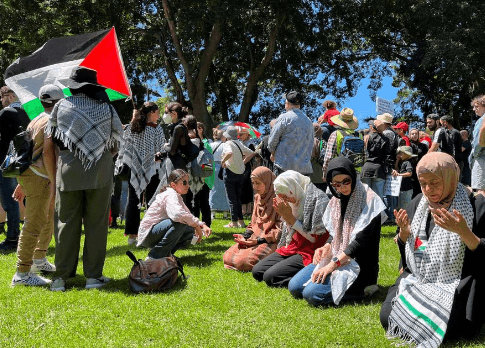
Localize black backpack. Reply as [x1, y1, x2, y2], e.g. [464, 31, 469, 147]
[0, 126, 38, 177]
[126, 251, 186, 293]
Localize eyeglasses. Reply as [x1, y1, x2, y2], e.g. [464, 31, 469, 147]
[330, 178, 352, 188]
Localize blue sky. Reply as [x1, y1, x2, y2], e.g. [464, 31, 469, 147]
[319, 76, 399, 130]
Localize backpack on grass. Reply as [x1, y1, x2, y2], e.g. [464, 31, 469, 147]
[126, 251, 186, 293]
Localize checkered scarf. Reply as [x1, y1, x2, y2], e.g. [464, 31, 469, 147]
[387, 183, 474, 348]
[116, 124, 165, 198]
[46, 94, 124, 170]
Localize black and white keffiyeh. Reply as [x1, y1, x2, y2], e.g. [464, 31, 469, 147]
[116, 124, 165, 198]
[46, 94, 124, 169]
[387, 183, 474, 348]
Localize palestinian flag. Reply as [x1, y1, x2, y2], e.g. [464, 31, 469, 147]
[4, 27, 131, 119]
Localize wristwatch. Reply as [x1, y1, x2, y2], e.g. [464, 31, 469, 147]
[331, 256, 341, 267]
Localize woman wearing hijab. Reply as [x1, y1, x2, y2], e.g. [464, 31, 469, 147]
[252, 170, 330, 287]
[288, 156, 386, 306]
[223, 167, 282, 271]
[380, 152, 485, 347]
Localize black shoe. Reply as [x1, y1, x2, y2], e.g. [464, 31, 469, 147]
[0, 239, 18, 254]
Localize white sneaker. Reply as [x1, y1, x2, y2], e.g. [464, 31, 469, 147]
[11, 272, 51, 287]
[127, 237, 137, 245]
[85, 276, 110, 289]
[30, 259, 56, 273]
[50, 278, 66, 292]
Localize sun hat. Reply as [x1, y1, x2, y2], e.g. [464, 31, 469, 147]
[373, 119, 384, 128]
[397, 146, 417, 158]
[392, 121, 409, 132]
[330, 107, 359, 130]
[377, 113, 393, 124]
[223, 126, 238, 140]
[39, 84, 64, 103]
[66, 66, 103, 89]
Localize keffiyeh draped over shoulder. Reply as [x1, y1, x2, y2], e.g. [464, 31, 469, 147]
[387, 153, 474, 348]
[46, 94, 124, 169]
[115, 124, 165, 198]
[313, 156, 386, 304]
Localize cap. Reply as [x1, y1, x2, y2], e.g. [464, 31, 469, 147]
[392, 121, 409, 132]
[39, 84, 64, 103]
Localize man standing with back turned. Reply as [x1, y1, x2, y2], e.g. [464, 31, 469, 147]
[268, 91, 313, 177]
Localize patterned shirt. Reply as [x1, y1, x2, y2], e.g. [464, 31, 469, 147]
[268, 108, 314, 174]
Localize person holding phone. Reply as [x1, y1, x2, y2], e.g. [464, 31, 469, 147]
[223, 167, 282, 271]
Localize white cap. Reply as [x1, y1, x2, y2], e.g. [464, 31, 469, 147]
[39, 84, 64, 103]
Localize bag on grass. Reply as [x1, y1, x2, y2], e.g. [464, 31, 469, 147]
[126, 251, 186, 293]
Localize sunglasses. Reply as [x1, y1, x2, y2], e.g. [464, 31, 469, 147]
[331, 178, 352, 188]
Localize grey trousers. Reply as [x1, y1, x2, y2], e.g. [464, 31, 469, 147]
[53, 184, 112, 280]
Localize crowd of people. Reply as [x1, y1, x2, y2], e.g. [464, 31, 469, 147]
[1, 70, 485, 347]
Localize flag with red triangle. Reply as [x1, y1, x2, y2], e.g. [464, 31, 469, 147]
[4, 28, 131, 119]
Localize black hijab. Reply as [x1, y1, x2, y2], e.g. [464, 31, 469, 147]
[326, 156, 357, 202]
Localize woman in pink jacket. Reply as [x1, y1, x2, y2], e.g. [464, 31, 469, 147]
[136, 169, 211, 259]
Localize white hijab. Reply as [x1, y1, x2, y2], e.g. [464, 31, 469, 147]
[273, 170, 311, 220]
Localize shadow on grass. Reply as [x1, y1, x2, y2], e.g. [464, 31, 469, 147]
[177, 252, 217, 267]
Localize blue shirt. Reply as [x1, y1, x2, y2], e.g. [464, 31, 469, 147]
[268, 108, 314, 174]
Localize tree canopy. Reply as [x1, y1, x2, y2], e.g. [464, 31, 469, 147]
[1, 0, 484, 130]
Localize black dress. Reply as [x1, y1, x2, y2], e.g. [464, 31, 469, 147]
[380, 192, 485, 340]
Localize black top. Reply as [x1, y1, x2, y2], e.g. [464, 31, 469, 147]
[398, 159, 413, 191]
[361, 132, 390, 180]
[0, 105, 31, 163]
[396, 192, 485, 338]
[449, 128, 463, 163]
[436, 127, 463, 162]
[462, 139, 472, 166]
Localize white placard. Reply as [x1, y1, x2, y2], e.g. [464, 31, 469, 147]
[376, 97, 394, 116]
[384, 174, 402, 196]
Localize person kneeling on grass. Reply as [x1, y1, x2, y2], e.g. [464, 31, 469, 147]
[223, 166, 282, 271]
[136, 169, 211, 259]
[288, 156, 386, 307]
[252, 170, 330, 287]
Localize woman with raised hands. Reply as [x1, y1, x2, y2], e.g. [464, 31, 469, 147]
[380, 152, 485, 347]
[288, 156, 386, 307]
[223, 167, 282, 271]
[252, 170, 330, 287]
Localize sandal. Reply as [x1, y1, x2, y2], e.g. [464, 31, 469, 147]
[224, 222, 238, 228]
[237, 221, 246, 228]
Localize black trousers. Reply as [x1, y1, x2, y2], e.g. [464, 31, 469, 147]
[110, 176, 122, 220]
[252, 252, 304, 288]
[124, 175, 160, 236]
[193, 184, 211, 227]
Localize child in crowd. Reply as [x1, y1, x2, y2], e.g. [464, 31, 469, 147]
[392, 146, 416, 210]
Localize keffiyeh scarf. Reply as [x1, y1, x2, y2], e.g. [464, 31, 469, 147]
[313, 181, 386, 304]
[116, 124, 165, 198]
[47, 94, 124, 169]
[387, 183, 474, 348]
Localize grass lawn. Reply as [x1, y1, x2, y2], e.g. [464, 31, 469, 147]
[0, 217, 484, 348]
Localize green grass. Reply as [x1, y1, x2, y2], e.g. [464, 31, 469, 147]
[0, 219, 484, 348]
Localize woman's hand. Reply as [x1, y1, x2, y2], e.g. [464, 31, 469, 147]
[313, 244, 331, 265]
[194, 225, 204, 243]
[431, 208, 480, 250]
[233, 234, 245, 244]
[394, 209, 411, 242]
[391, 169, 399, 177]
[202, 224, 212, 237]
[273, 196, 295, 225]
[311, 264, 335, 284]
